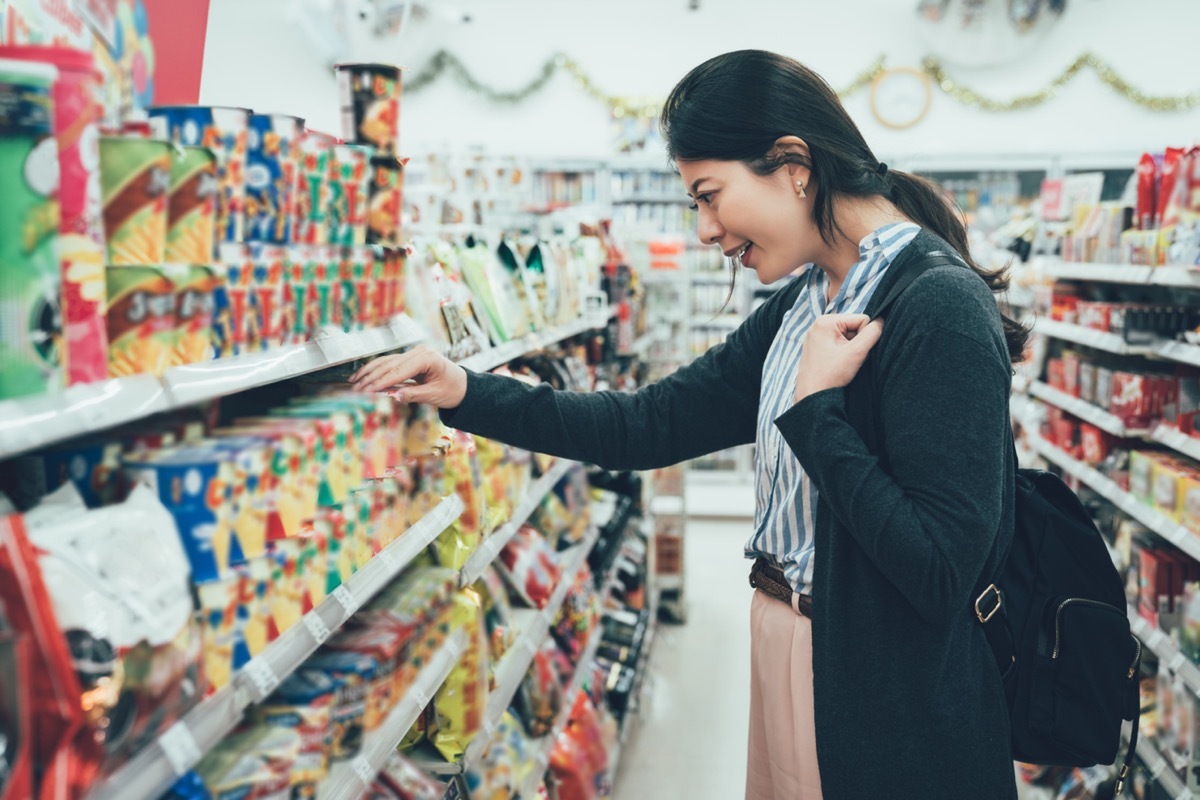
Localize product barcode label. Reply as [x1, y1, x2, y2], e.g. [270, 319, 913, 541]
[303, 613, 332, 645]
[352, 754, 375, 784]
[159, 721, 203, 776]
[244, 657, 280, 698]
[332, 584, 358, 617]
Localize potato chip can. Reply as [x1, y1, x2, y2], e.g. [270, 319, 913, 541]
[246, 113, 303, 245]
[3, 46, 108, 388]
[99, 136, 171, 265]
[105, 264, 177, 377]
[366, 154, 403, 246]
[335, 63, 401, 157]
[169, 264, 218, 367]
[149, 105, 251, 248]
[0, 58, 63, 400]
[166, 145, 218, 264]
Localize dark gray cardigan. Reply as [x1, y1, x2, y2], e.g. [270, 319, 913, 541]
[442, 229, 1017, 798]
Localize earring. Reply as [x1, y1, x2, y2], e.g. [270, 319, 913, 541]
[796, 180, 806, 199]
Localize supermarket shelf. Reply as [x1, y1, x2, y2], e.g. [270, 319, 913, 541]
[623, 330, 663, 358]
[459, 459, 575, 587]
[1027, 435, 1200, 562]
[0, 315, 427, 461]
[1127, 610, 1200, 700]
[318, 629, 468, 800]
[691, 314, 741, 328]
[516, 628, 605, 799]
[1027, 381, 1151, 438]
[1029, 318, 1154, 356]
[458, 312, 611, 374]
[1151, 424, 1200, 463]
[85, 495, 465, 800]
[419, 526, 601, 776]
[1130, 732, 1191, 800]
[1044, 258, 1200, 289]
[1155, 341, 1200, 369]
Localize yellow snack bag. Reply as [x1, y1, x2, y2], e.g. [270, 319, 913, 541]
[431, 589, 489, 761]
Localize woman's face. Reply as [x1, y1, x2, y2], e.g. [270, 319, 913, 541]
[677, 158, 815, 284]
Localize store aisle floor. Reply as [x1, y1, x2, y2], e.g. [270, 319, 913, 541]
[614, 518, 754, 799]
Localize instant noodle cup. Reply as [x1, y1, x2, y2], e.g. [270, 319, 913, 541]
[0, 59, 63, 400]
[42, 437, 125, 508]
[165, 145, 218, 264]
[367, 154, 404, 246]
[196, 574, 243, 691]
[246, 113, 303, 245]
[212, 242, 254, 356]
[284, 244, 313, 345]
[303, 651, 379, 760]
[326, 625, 404, 732]
[249, 242, 286, 351]
[250, 671, 338, 790]
[209, 435, 274, 562]
[266, 537, 308, 634]
[313, 506, 353, 590]
[329, 143, 373, 247]
[99, 136, 171, 265]
[335, 63, 401, 157]
[295, 129, 336, 245]
[233, 557, 274, 656]
[123, 445, 240, 583]
[105, 265, 177, 377]
[149, 105, 252, 247]
[168, 264, 218, 367]
[4, 46, 109, 388]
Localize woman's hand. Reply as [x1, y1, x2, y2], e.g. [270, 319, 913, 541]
[349, 346, 469, 408]
[794, 314, 884, 403]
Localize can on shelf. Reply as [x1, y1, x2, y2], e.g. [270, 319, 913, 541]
[105, 264, 177, 378]
[294, 129, 336, 246]
[0, 58, 62, 400]
[329, 143, 373, 247]
[335, 62, 401, 157]
[168, 264, 218, 367]
[246, 113, 304, 245]
[250, 243, 286, 351]
[366, 154, 404, 246]
[149, 105, 251, 248]
[99, 135, 171, 265]
[166, 145, 219, 265]
[3, 46, 109, 388]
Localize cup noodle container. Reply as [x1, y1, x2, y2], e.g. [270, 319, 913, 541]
[3, 46, 109, 388]
[149, 106, 251, 249]
[246, 113, 304, 245]
[99, 136, 171, 265]
[0, 58, 63, 400]
[335, 63, 401, 157]
[212, 243, 254, 358]
[295, 129, 337, 246]
[329, 143, 373, 247]
[166, 145, 219, 265]
[366, 155, 404, 246]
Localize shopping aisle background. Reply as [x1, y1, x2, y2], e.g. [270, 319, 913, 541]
[615, 488, 756, 799]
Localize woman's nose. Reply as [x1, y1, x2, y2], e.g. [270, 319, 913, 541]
[697, 209, 725, 246]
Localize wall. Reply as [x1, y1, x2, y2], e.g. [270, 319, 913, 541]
[200, 0, 1200, 165]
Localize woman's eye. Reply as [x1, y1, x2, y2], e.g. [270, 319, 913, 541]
[689, 192, 714, 211]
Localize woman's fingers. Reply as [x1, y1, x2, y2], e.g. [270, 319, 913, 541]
[353, 350, 429, 393]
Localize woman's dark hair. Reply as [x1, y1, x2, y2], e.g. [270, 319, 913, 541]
[659, 49, 1028, 363]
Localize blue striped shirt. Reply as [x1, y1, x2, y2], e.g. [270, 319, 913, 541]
[748, 222, 921, 592]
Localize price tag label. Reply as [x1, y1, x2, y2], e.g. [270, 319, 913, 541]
[482, 719, 497, 740]
[303, 613, 332, 645]
[352, 754, 375, 785]
[244, 657, 280, 699]
[413, 686, 431, 708]
[332, 584, 359, 617]
[378, 548, 399, 572]
[159, 721, 203, 776]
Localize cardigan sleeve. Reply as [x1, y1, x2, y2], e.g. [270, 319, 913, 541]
[440, 278, 804, 472]
[776, 271, 1012, 625]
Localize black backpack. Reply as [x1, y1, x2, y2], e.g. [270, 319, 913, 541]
[868, 252, 1143, 791]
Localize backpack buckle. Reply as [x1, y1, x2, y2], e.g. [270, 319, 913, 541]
[975, 584, 1002, 624]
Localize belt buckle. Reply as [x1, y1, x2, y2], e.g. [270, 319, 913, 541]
[974, 584, 1002, 624]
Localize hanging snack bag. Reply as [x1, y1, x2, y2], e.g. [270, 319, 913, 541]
[430, 588, 488, 761]
[498, 525, 562, 610]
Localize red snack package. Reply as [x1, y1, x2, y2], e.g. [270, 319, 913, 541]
[1160, 147, 1186, 227]
[1137, 153, 1158, 230]
[567, 691, 610, 780]
[498, 525, 562, 610]
[0, 632, 32, 800]
[549, 723, 598, 800]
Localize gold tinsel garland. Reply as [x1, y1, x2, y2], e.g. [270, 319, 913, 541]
[405, 49, 1199, 116]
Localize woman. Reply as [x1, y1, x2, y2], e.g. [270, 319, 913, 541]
[352, 50, 1024, 800]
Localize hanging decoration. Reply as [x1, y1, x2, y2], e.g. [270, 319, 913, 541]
[404, 48, 1199, 118]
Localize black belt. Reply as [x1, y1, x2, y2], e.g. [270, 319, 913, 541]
[749, 559, 813, 618]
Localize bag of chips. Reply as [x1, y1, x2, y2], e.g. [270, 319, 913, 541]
[24, 483, 204, 782]
[497, 525, 561, 610]
[553, 567, 600, 664]
[549, 724, 598, 800]
[371, 751, 446, 799]
[465, 711, 539, 800]
[476, 568, 519, 688]
[430, 589, 488, 761]
[518, 641, 566, 738]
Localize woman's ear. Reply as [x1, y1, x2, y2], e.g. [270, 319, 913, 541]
[770, 135, 812, 191]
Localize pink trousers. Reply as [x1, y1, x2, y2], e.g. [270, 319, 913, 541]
[746, 589, 824, 800]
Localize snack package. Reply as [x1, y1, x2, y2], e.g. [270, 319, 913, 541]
[465, 711, 538, 800]
[23, 483, 203, 782]
[192, 725, 300, 799]
[567, 692, 610, 788]
[430, 589, 488, 761]
[518, 641, 566, 738]
[41, 437, 127, 509]
[249, 670, 338, 792]
[372, 752, 446, 799]
[0, 513, 87, 799]
[477, 567, 519, 686]
[532, 465, 591, 547]
[497, 525, 562, 609]
[553, 567, 599, 664]
[0, 631, 32, 800]
[303, 650, 379, 761]
[326, 624, 404, 732]
[549, 723, 598, 800]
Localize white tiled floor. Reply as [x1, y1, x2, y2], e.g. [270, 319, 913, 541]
[613, 517, 755, 800]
